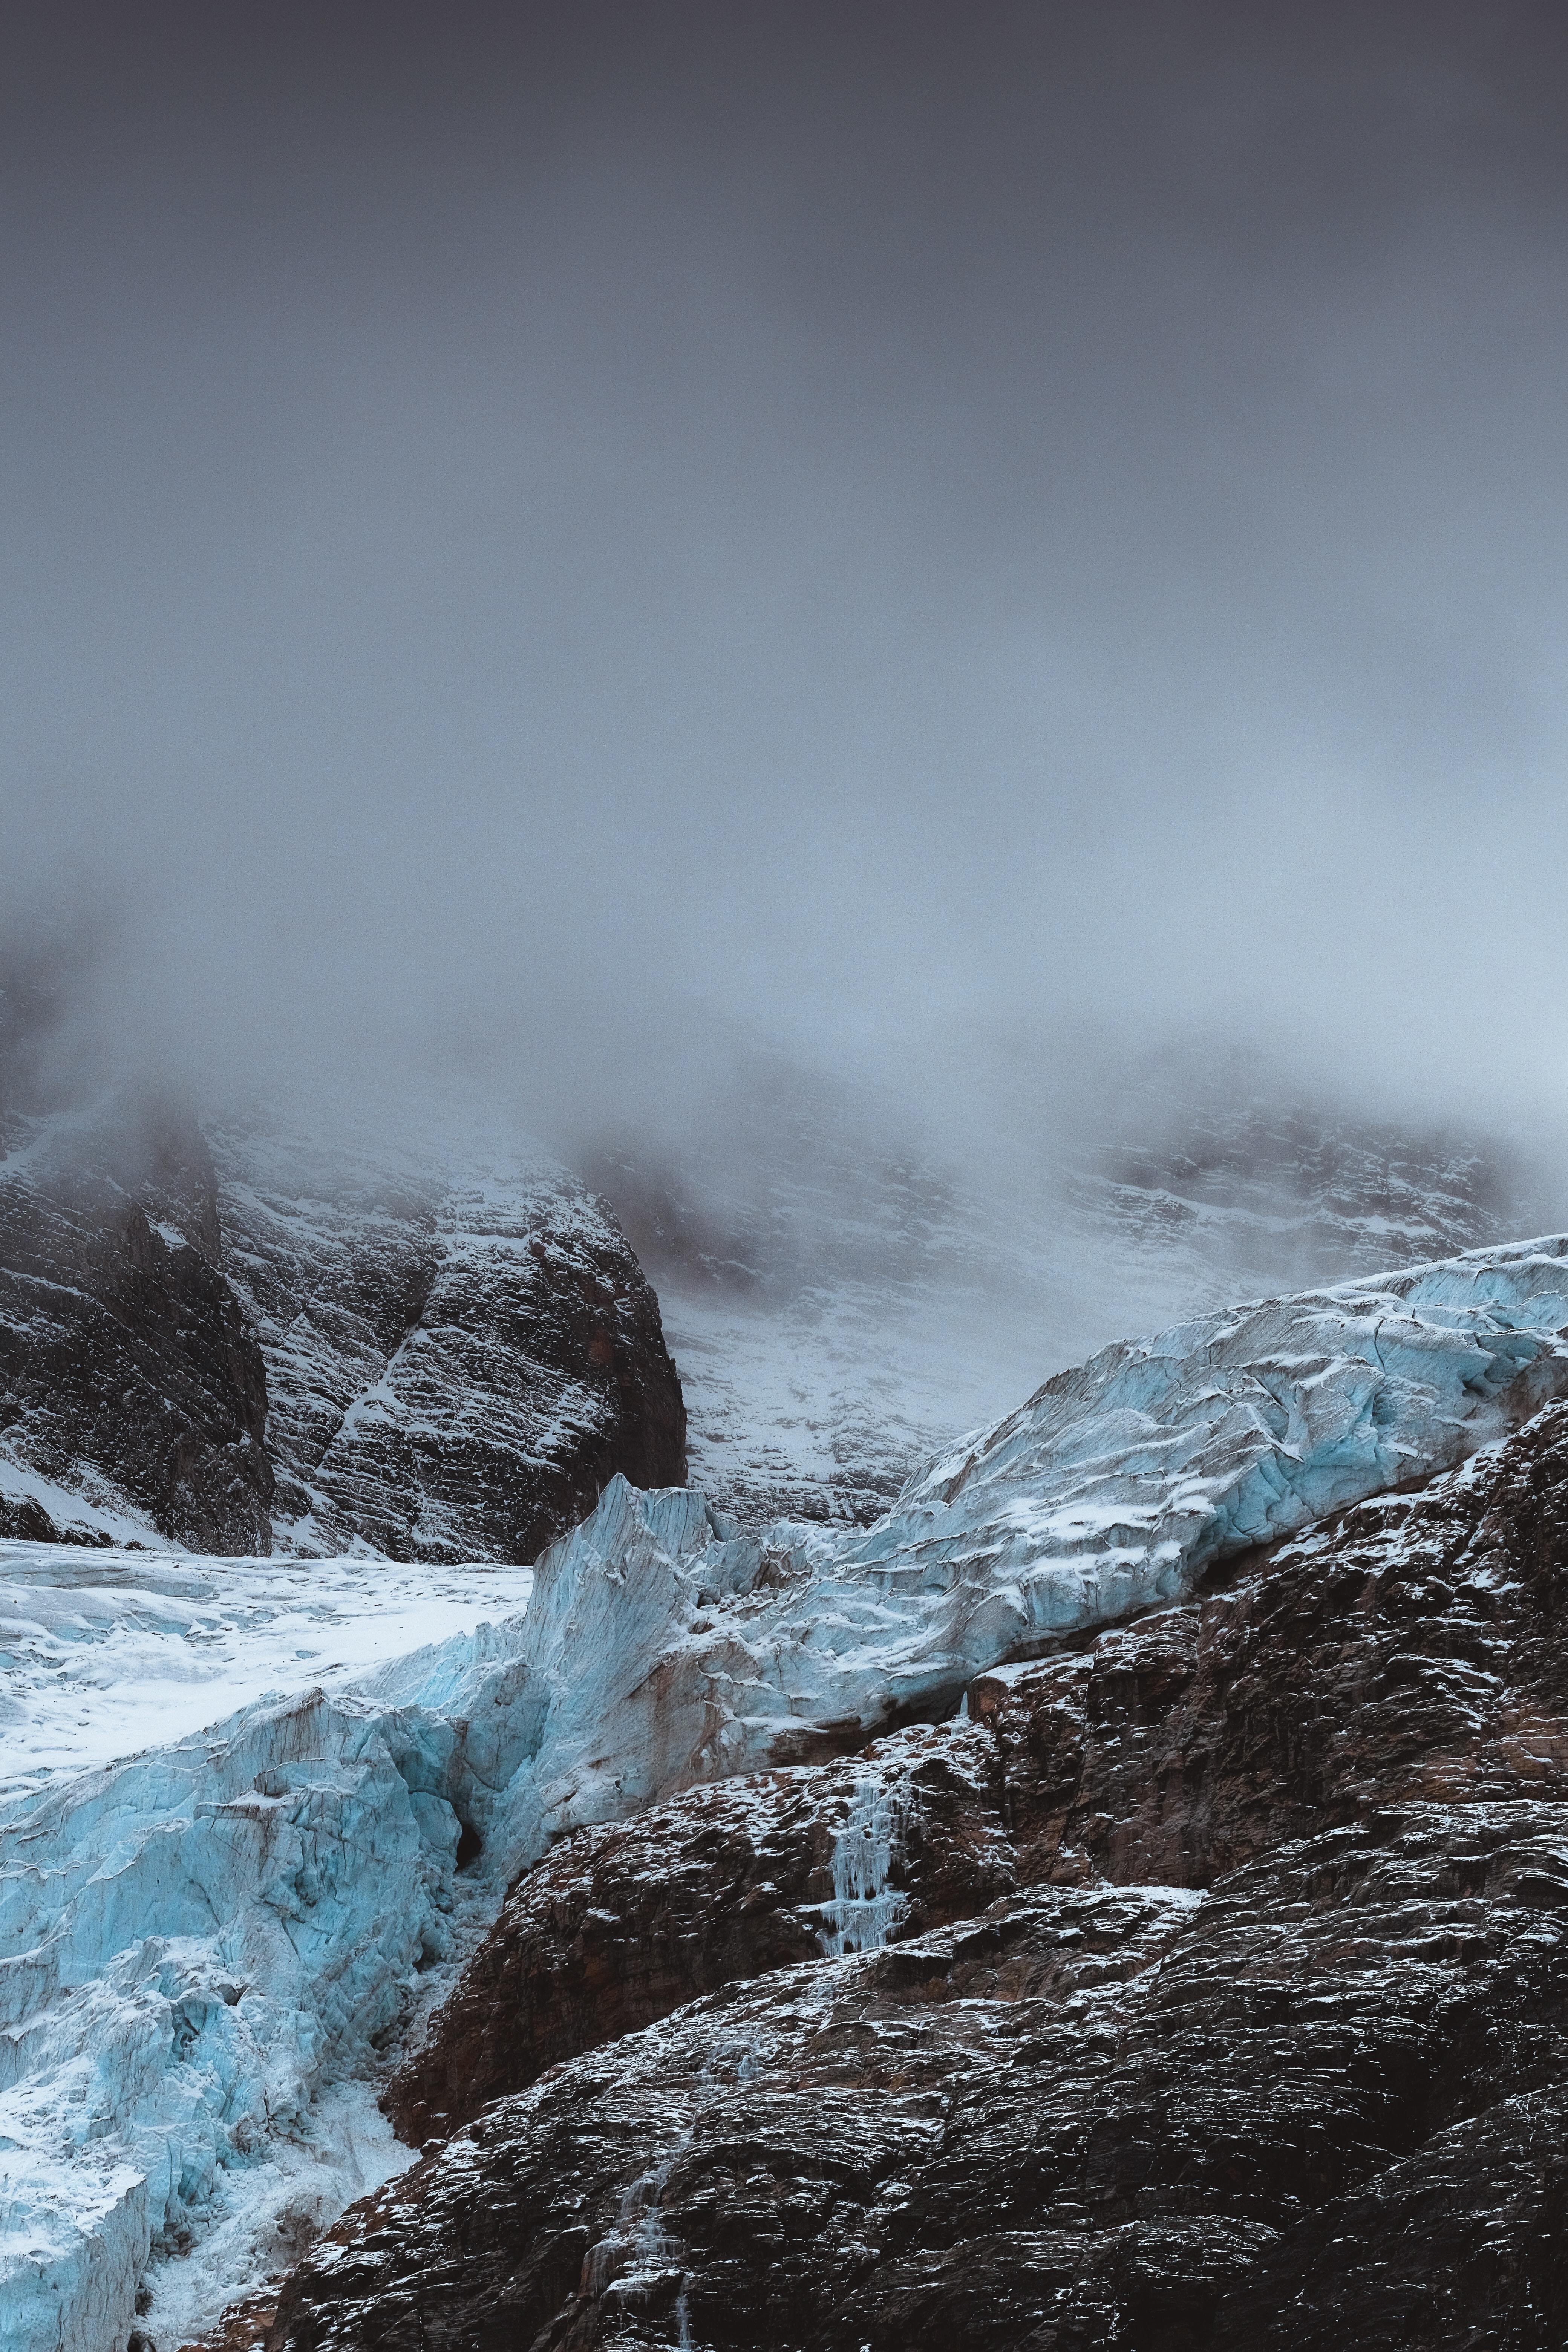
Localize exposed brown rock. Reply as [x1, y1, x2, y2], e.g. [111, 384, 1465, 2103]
[973, 1392, 1568, 1888]
[178, 2291, 279, 2352]
[387, 1727, 1012, 2145]
[263, 1399, 1568, 2349]
[387, 1397, 1568, 2149]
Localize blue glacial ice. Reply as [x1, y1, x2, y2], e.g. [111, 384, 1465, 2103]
[813, 1780, 910, 1958]
[5, 1236, 1568, 2348]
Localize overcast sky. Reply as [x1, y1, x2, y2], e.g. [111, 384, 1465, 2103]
[3, 3, 1567, 1137]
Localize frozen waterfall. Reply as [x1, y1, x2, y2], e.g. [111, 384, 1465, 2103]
[815, 1780, 910, 1957]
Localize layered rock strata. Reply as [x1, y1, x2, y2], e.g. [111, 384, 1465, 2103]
[210, 1112, 686, 1561]
[266, 1395, 1568, 2348]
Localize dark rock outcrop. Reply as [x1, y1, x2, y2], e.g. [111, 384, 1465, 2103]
[0, 1086, 274, 1552]
[0, 1105, 687, 1562]
[387, 1727, 1013, 2147]
[1, 948, 686, 1557]
[211, 1112, 687, 1561]
[265, 1398, 1568, 2348]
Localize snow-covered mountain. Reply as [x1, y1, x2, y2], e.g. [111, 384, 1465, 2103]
[9, 934, 1554, 1563]
[206, 1104, 685, 1562]
[5, 1233, 1568, 2350]
[587, 1053, 1560, 1527]
[7, 969, 1567, 2340]
[0, 1018, 685, 1559]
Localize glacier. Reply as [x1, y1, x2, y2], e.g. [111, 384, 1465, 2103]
[4, 1235, 1568, 2350]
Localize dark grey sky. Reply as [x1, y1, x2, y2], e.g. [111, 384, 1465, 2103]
[3, 3, 1567, 1133]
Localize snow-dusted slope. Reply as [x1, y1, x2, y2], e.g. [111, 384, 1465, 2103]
[209, 1105, 685, 1561]
[5, 1235, 1568, 2350]
[0, 1097, 274, 1554]
[591, 1061, 1559, 1527]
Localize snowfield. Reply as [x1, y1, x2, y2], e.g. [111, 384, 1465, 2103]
[4, 1236, 1568, 2351]
[0, 1552, 536, 1801]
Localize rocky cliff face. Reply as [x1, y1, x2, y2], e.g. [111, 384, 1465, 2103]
[0, 958, 686, 1554]
[263, 1393, 1568, 2349]
[0, 1089, 275, 1553]
[210, 1110, 686, 1562]
[0, 942, 275, 1550]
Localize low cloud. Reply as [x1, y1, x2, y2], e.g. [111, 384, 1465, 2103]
[4, 3, 1567, 1169]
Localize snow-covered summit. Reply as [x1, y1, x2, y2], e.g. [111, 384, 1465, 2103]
[5, 1233, 1568, 2350]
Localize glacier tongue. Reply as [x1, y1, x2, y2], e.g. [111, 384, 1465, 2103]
[508, 1236, 1568, 1819]
[5, 1235, 1568, 2349]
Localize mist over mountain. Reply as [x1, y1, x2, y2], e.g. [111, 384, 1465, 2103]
[6, 9, 1568, 2349]
[4, 2, 1568, 1154]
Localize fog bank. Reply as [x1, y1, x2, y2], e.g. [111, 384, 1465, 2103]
[5, 4, 1567, 1164]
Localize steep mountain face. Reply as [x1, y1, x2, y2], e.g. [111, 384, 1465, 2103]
[263, 1392, 1568, 2352]
[209, 1112, 686, 1562]
[588, 1056, 1562, 1529]
[0, 962, 686, 1555]
[0, 1088, 274, 1552]
[1085, 1079, 1529, 1286]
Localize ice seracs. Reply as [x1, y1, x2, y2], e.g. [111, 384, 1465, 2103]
[0, 1614, 544, 2352]
[507, 1236, 1568, 1827]
[5, 1234, 1568, 2350]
